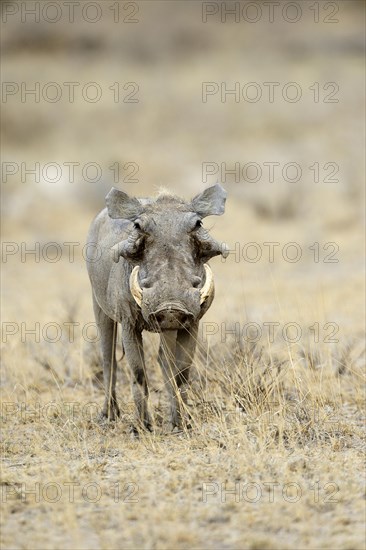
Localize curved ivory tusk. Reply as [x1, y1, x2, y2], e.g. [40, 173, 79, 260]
[129, 266, 143, 307]
[200, 264, 215, 305]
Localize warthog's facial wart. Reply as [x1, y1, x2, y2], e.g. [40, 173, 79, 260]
[107, 184, 228, 331]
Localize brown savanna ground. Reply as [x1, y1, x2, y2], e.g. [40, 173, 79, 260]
[1, 2, 365, 549]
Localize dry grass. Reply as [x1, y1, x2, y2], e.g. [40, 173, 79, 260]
[1, 2, 365, 549]
[1, 294, 365, 549]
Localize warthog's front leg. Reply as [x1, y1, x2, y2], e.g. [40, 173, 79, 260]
[159, 324, 198, 430]
[159, 331, 178, 428]
[122, 321, 151, 431]
[175, 324, 198, 421]
[92, 294, 120, 421]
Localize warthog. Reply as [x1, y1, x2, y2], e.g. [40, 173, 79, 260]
[86, 184, 228, 431]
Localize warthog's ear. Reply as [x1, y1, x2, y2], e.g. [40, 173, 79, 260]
[191, 184, 227, 218]
[106, 187, 144, 220]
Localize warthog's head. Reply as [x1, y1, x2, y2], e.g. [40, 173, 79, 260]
[106, 184, 228, 331]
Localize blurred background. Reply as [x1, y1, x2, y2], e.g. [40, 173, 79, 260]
[1, 0, 365, 351]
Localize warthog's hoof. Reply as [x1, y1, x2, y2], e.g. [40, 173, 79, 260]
[129, 421, 153, 439]
[172, 424, 192, 433]
[100, 401, 120, 422]
[170, 410, 192, 433]
[129, 425, 140, 439]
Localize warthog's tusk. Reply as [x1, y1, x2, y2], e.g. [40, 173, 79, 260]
[129, 266, 143, 307]
[200, 264, 214, 305]
[221, 242, 230, 259]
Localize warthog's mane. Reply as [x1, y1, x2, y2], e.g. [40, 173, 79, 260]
[140, 188, 190, 212]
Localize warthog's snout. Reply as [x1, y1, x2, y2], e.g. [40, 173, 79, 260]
[130, 264, 215, 308]
[148, 303, 194, 330]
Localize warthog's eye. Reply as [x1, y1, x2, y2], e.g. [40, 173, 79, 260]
[134, 221, 142, 230]
[194, 219, 202, 229]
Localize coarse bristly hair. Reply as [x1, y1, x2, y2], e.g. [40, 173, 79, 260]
[154, 186, 188, 206]
[156, 185, 174, 197]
